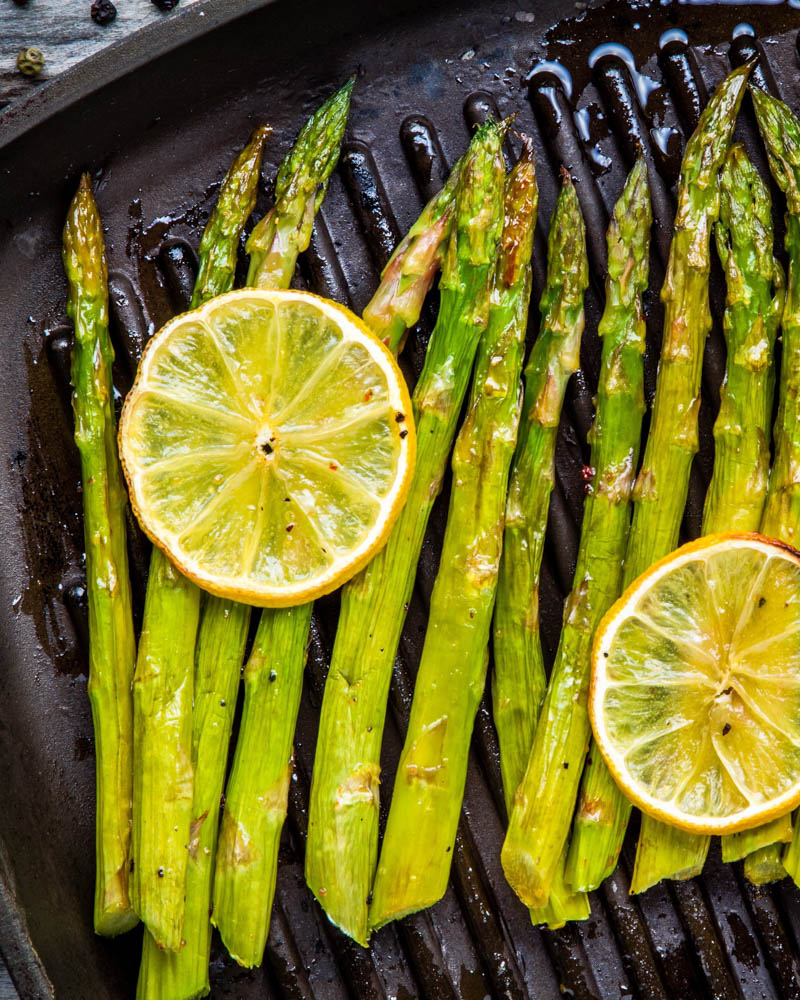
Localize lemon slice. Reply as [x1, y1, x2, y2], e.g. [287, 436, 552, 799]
[119, 288, 415, 607]
[589, 532, 800, 835]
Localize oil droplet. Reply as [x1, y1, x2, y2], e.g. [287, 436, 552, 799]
[659, 28, 688, 49]
[527, 59, 573, 100]
[588, 42, 660, 109]
[651, 125, 680, 159]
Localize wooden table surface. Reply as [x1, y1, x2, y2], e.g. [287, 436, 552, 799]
[1, 4, 203, 995]
[0, 0, 200, 111]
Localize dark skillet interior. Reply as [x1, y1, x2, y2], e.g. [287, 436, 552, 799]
[2, 1, 800, 997]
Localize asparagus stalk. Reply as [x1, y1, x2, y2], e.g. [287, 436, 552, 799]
[702, 145, 783, 536]
[136, 593, 251, 999]
[716, 144, 786, 871]
[755, 88, 800, 547]
[363, 160, 460, 352]
[306, 120, 506, 945]
[211, 605, 311, 968]
[566, 64, 751, 895]
[490, 170, 590, 810]
[750, 87, 800, 888]
[246, 79, 354, 290]
[130, 125, 269, 956]
[368, 139, 538, 929]
[211, 95, 461, 969]
[631, 142, 784, 893]
[744, 841, 791, 884]
[530, 846, 591, 929]
[62, 176, 139, 936]
[140, 87, 353, 993]
[501, 159, 650, 911]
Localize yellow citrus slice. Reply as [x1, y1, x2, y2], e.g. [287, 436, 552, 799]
[119, 288, 415, 607]
[589, 532, 800, 835]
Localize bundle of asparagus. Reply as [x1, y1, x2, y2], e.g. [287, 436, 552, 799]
[566, 63, 750, 895]
[305, 119, 507, 946]
[63, 46, 800, 978]
[501, 156, 650, 914]
[630, 140, 785, 894]
[368, 138, 538, 930]
[139, 78, 360, 996]
[212, 94, 465, 971]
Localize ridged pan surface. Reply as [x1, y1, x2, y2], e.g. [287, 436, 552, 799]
[1, 0, 800, 997]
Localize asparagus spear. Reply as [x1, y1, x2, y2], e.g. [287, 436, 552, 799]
[211, 605, 311, 969]
[750, 87, 800, 888]
[754, 88, 800, 548]
[140, 86, 353, 993]
[368, 139, 538, 929]
[491, 171, 590, 810]
[246, 79, 354, 290]
[702, 145, 783, 535]
[130, 125, 269, 955]
[62, 176, 139, 936]
[715, 144, 786, 870]
[501, 159, 650, 911]
[363, 160, 460, 352]
[306, 120, 506, 945]
[566, 64, 750, 895]
[211, 97, 461, 969]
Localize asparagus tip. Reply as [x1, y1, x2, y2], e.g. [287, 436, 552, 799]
[251, 123, 272, 146]
[517, 133, 535, 164]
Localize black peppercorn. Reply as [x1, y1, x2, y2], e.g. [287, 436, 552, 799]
[151, 0, 180, 9]
[91, 0, 117, 25]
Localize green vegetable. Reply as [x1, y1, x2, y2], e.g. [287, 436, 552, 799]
[490, 169, 589, 813]
[306, 120, 506, 945]
[368, 139, 537, 929]
[246, 79, 354, 290]
[566, 64, 751, 895]
[211, 605, 311, 968]
[751, 87, 800, 888]
[364, 159, 460, 352]
[140, 84, 355, 990]
[63, 174, 139, 937]
[501, 159, 649, 911]
[131, 125, 269, 957]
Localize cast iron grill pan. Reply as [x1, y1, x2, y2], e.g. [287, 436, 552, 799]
[2, 0, 800, 996]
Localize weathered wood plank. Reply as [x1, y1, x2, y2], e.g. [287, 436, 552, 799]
[0, 0, 199, 109]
